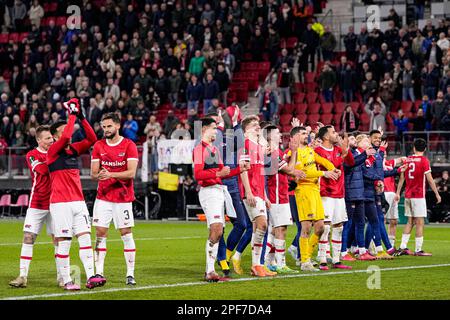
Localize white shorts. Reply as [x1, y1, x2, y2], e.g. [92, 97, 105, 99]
[23, 208, 53, 235]
[404, 198, 427, 218]
[198, 185, 226, 228]
[322, 197, 348, 225]
[269, 203, 293, 228]
[385, 192, 399, 220]
[93, 199, 134, 230]
[50, 201, 91, 238]
[244, 196, 267, 222]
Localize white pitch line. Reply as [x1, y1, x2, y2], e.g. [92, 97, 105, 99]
[0, 236, 203, 247]
[3, 263, 450, 301]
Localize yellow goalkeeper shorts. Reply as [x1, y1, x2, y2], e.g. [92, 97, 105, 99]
[294, 186, 325, 222]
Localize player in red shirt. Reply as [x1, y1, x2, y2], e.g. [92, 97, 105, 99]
[383, 153, 407, 249]
[315, 125, 354, 270]
[395, 139, 441, 256]
[9, 125, 58, 288]
[47, 98, 101, 290]
[263, 124, 304, 274]
[193, 117, 248, 282]
[238, 115, 276, 277]
[91, 113, 139, 286]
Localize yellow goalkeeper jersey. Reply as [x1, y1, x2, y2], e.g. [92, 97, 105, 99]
[288, 146, 335, 191]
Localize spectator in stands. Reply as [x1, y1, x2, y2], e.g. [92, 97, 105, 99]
[436, 170, 450, 194]
[393, 109, 409, 145]
[11, 130, 25, 155]
[277, 63, 294, 105]
[171, 122, 191, 140]
[318, 63, 336, 103]
[426, 38, 443, 68]
[28, 0, 44, 28]
[259, 84, 278, 122]
[203, 73, 220, 115]
[338, 62, 355, 103]
[437, 32, 450, 53]
[104, 77, 120, 102]
[417, 94, 432, 130]
[163, 110, 179, 137]
[144, 115, 162, 136]
[301, 23, 320, 72]
[422, 62, 440, 100]
[11, 0, 27, 32]
[0, 134, 8, 175]
[145, 86, 161, 112]
[431, 91, 448, 130]
[122, 113, 139, 142]
[361, 71, 378, 103]
[214, 64, 230, 106]
[206, 99, 221, 115]
[340, 105, 359, 133]
[344, 26, 357, 62]
[320, 25, 337, 62]
[135, 100, 151, 137]
[222, 48, 235, 78]
[168, 69, 182, 108]
[400, 60, 416, 102]
[409, 108, 427, 140]
[154, 68, 170, 104]
[365, 96, 387, 132]
[189, 50, 205, 78]
[186, 75, 203, 113]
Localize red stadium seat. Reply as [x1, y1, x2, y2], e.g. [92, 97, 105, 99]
[295, 113, 307, 124]
[401, 101, 413, 113]
[307, 114, 321, 125]
[305, 72, 316, 83]
[280, 114, 293, 126]
[391, 100, 400, 112]
[359, 112, 370, 126]
[350, 102, 361, 114]
[286, 37, 297, 49]
[333, 114, 342, 130]
[282, 125, 293, 133]
[0, 34, 8, 43]
[307, 103, 321, 114]
[306, 92, 318, 104]
[304, 82, 318, 92]
[19, 32, 29, 42]
[295, 103, 307, 115]
[8, 33, 19, 43]
[320, 113, 333, 125]
[414, 100, 423, 112]
[335, 102, 346, 114]
[56, 16, 67, 27]
[11, 194, 29, 216]
[293, 92, 305, 103]
[0, 194, 12, 216]
[294, 82, 304, 92]
[321, 103, 333, 114]
[282, 103, 295, 114]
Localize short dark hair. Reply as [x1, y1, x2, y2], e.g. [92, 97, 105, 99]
[205, 111, 218, 117]
[200, 117, 216, 128]
[318, 125, 333, 141]
[50, 120, 67, 135]
[36, 125, 51, 137]
[101, 112, 121, 124]
[259, 121, 273, 129]
[241, 115, 260, 132]
[290, 126, 306, 137]
[414, 138, 427, 152]
[369, 130, 381, 136]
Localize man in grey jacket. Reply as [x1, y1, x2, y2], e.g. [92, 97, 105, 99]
[365, 97, 387, 131]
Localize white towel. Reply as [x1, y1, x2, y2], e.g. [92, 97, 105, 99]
[222, 185, 237, 219]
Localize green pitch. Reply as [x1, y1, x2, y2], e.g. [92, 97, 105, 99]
[0, 220, 449, 300]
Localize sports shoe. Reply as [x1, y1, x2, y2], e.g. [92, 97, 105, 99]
[86, 275, 105, 289]
[376, 251, 394, 260]
[326, 256, 333, 264]
[64, 282, 81, 291]
[205, 272, 220, 282]
[275, 266, 299, 274]
[251, 265, 267, 277]
[126, 276, 136, 285]
[57, 278, 65, 288]
[9, 276, 27, 288]
[332, 262, 352, 270]
[288, 245, 298, 260]
[295, 259, 302, 267]
[386, 248, 396, 256]
[341, 253, 356, 262]
[311, 259, 319, 267]
[222, 269, 231, 278]
[231, 256, 244, 275]
[263, 265, 277, 276]
[301, 262, 320, 272]
[357, 252, 377, 261]
[414, 250, 432, 256]
[267, 264, 278, 272]
[93, 274, 107, 287]
[393, 248, 413, 256]
[319, 263, 329, 271]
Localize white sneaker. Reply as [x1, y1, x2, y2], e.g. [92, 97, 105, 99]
[295, 259, 301, 266]
[288, 245, 298, 260]
[301, 261, 319, 272]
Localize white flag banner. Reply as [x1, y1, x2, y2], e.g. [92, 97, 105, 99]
[141, 141, 149, 182]
[157, 140, 196, 170]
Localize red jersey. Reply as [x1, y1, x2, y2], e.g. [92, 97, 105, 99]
[404, 155, 431, 199]
[267, 149, 289, 204]
[47, 115, 97, 203]
[383, 159, 396, 193]
[238, 139, 266, 199]
[315, 145, 354, 198]
[26, 148, 51, 210]
[193, 141, 240, 187]
[91, 137, 138, 203]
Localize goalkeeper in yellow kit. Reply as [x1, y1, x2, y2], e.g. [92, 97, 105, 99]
[287, 126, 340, 271]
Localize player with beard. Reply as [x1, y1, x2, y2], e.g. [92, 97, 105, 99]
[91, 113, 139, 286]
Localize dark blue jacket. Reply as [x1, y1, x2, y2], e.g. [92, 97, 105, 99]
[186, 82, 204, 101]
[362, 147, 398, 201]
[214, 124, 244, 194]
[344, 148, 367, 202]
[203, 80, 220, 100]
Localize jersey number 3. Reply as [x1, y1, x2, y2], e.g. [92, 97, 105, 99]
[124, 210, 130, 220]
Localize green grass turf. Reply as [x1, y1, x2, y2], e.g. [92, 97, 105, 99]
[0, 220, 449, 300]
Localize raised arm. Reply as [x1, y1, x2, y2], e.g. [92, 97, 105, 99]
[47, 114, 76, 163]
[71, 118, 97, 155]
